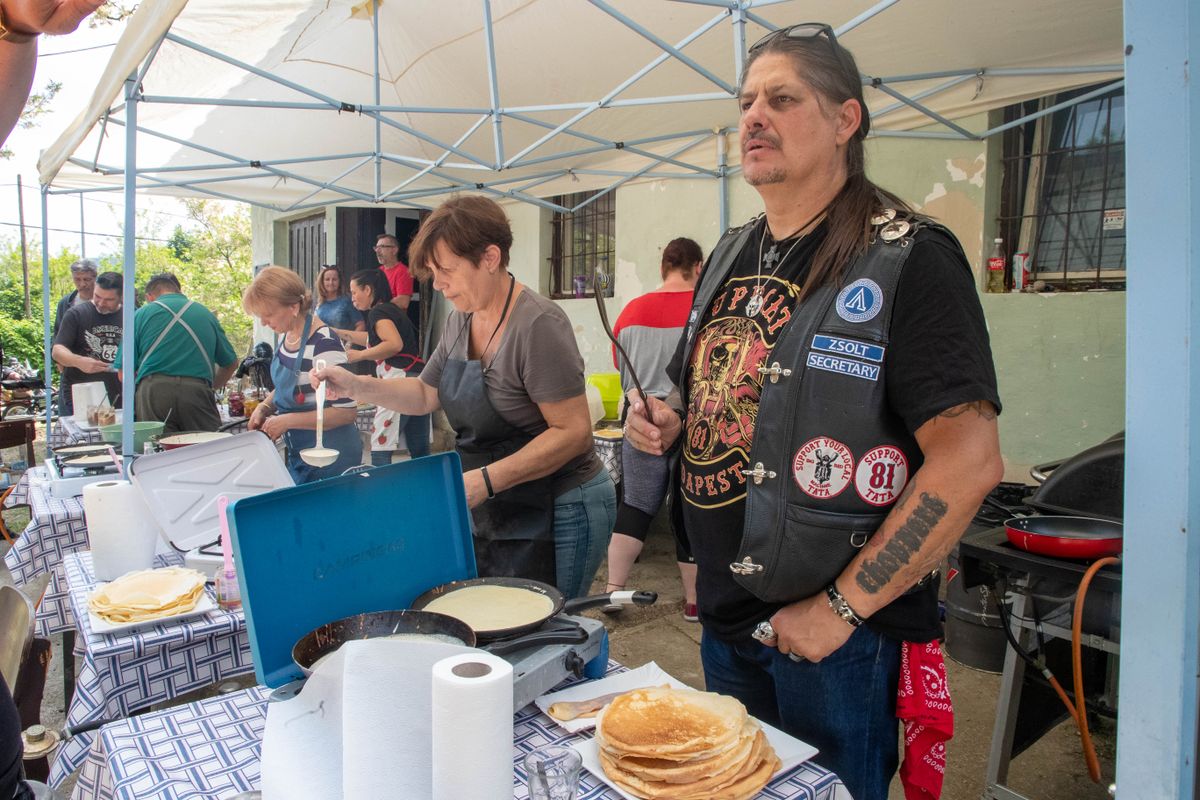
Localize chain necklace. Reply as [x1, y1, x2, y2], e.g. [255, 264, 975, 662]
[747, 205, 830, 318]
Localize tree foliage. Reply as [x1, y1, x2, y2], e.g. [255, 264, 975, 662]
[0, 200, 254, 372]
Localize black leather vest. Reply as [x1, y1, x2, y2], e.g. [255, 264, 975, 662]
[679, 212, 957, 603]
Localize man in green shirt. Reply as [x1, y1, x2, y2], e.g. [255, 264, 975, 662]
[115, 273, 239, 434]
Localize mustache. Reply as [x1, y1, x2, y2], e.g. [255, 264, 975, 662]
[742, 131, 779, 152]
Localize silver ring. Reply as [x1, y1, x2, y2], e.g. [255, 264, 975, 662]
[788, 653, 806, 662]
[751, 620, 777, 643]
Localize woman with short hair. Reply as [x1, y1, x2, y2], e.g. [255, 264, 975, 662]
[314, 196, 615, 598]
[243, 266, 362, 483]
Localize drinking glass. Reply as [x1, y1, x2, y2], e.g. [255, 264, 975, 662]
[524, 746, 582, 800]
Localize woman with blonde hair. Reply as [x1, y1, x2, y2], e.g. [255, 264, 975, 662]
[242, 266, 361, 482]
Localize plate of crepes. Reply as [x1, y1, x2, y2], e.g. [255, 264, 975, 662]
[537, 661, 687, 733]
[575, 686, 818, 800]
[87, 566, 214, 635]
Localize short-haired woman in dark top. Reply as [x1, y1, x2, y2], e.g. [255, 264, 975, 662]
[313, 195, 615, 598]
[341, 268, 430, 465]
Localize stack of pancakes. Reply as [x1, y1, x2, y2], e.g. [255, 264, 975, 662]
[595, 687, 780, 799]
[88, 566, 207, 624]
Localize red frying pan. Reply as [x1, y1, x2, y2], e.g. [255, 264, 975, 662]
[1004, 515, 1123, 559]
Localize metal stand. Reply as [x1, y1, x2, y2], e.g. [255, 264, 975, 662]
[982, 577, 1120, 800]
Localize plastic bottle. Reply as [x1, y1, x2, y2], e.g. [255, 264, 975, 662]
[986, 238, 1006, 293]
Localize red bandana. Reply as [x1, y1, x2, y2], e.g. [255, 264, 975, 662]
[896, 641, 954, 799]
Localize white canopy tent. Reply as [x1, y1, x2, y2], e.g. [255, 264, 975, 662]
[37, 0, 1123, 213]
[33, 3, 1200, 799]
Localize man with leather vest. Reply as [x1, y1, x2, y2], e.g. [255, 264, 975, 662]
[625, 24, 1003, 800]
[114, 273, 239, 435]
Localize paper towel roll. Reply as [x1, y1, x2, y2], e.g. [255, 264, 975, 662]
[431, 652, 514, 800]
[84, 480, 161, 581]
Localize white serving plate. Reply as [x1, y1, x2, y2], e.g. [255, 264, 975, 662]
[574, 717, 819, 800]
[87, 590, 217, 636]
[536, 661, 690, 734]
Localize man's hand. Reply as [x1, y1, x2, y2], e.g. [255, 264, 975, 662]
[310, 363, 358, 401]
[624, 391, 681, 456]
[4, 0, 105, 36]
[77, 357, 111, 374]
[765, 593, 854, 662]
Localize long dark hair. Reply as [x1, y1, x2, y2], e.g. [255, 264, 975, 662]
[742, 32, 912, 300]
[350, 268, 393, 307]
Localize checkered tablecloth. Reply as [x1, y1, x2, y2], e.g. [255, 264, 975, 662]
[59, 418, 106, 446]
[47, 420, 72, 450]
[71, 663, 849, 800]
[3, 467, 89, 638]
[51, 551, 253, 787]
[355, 405, 374, 434]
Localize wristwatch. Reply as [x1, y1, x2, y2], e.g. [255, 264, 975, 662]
[824, 583, 865, 628]
[0, 2, 37, 43]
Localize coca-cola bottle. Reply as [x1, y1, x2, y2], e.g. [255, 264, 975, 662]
[986, 238, 1006, 293]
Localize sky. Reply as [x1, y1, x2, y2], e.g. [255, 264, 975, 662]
[0, 18, 200, 262]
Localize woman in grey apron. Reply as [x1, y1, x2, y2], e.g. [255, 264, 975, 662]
[312, 196, 615, 598]
[242, 267, 361, 484]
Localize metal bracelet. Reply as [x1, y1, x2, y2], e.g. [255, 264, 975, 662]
[824, 583, 864, 628]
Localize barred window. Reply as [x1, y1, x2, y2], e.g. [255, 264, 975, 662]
[998, 85, 1126, 290]
[549, 190, 615, 299]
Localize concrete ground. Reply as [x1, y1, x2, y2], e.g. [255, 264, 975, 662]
[1, 429, 1114, 798]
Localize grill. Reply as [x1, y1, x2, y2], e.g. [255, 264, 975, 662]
[957, 433, 1123, 798]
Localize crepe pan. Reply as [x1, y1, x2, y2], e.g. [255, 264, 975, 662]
[409, 576, 657, 640]
[151, 430, 234, 451]
[1003, 515, 1123, 559]
[291, 607, 602, 676]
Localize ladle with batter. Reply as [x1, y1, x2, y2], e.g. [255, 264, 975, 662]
[300, 358, 339, 467]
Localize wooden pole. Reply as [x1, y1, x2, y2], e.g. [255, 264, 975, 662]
[16, 175, 30, 318]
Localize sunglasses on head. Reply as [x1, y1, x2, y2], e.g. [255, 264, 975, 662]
[749, 22, 839, 57]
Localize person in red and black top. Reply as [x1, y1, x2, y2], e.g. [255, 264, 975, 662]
[603, 237, 703, 622]
[345, 268, 429, 465]
[373, 234, 413, 311]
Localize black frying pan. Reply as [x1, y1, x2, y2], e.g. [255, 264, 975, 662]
[292, 609, 476, 676]
[409, 576, 658, 640]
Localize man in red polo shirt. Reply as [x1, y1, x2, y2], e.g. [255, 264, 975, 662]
[374, 234, 412, 310]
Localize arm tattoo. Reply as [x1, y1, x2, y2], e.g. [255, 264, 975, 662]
[938, 401, 997, 421]
[855, 492, 948, 594]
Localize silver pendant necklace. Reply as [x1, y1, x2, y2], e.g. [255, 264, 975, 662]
[748, 207, 827, 318]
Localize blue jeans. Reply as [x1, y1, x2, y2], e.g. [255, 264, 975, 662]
[552, 470, 616, 599]
[701, 625, 901, 800]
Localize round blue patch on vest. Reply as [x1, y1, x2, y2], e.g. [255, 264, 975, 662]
[836, 278, 883, 323]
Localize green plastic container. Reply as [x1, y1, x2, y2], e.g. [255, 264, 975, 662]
[587, 373, 623, 420]
[99, 421, 165, 452]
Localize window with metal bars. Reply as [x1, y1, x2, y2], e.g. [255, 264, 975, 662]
[548, 190, 615, 299]
[998, 85, 1126, 290]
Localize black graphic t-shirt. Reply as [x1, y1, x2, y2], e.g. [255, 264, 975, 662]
[672, 220, 1000, 641]
[53, 301, 123, 412]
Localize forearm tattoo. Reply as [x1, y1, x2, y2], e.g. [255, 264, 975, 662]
[855, 492, 948, 594]
[938, 401, 997, 421]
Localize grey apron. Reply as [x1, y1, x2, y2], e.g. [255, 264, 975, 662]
[437, 276, 557, 585]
